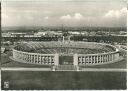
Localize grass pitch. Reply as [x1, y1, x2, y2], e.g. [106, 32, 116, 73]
[1, 71, 126, 90]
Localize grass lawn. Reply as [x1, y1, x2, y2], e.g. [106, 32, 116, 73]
[1, 71, 126, 90]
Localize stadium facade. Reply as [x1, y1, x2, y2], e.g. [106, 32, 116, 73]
[12, 37, 120, 71]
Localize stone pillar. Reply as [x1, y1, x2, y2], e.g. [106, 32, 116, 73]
[76, 66, 80, 71]
[26, 54, 28, 61]
[20, 53, 22, 60]
[89, 56, 91, 64]
[68, 36, 71, 41]
[108, 55, 109, 61]
[106, 55, 107, 62]
[101, 55, 104, 63]
[49, 56, 51, 64]
[29, 55, 30, 62]
[34, 55, 36, 63]
[105, 55, 106, 62]
[106, 55, 108, 62]
[110, 54, 111, 61]
[28, 54, 31, 62]
[63, 36, 64, 42]
[107, 55, 109, 62]
[88, 56, 90, 64]
[54, 53, 59, 66]
[24, 54, 26, 61]
[13, 50, 15, 58]
[111, 54, 114, 61]
[28, 54, 29, 61]
[15, 50, 17, 59]
[79, 57, 82, 65]
[17, 52, 19, 59]
[115, 53, 119, 60]
[37, 55, 39, 64]
[108, 54, 110, 61]
[22, 53, 24, 60]
[113, 54, 115, 61]
[83, 57, 85, 64]
[73, 54, 78, 66]
[99, 55, 102, 63]
[41, 56, 44, 64]
[109, 54, 111, 61]
[104, 55, 106, 62]
[27, 54, 29, 61]
[87, 56, 89, 64]
[91, 56, 93, 64]
[35, 55, 37, 63]
[52, 66, 56, 71]
[31, 55, 33, 62]
[93, 56, 95, 64]
[23, 54, 25, 60]
[38, 55, 41, 64]
[23, 54, 25, 61]
[103, 55, 105, 63]
[15, 51, 17, 58]
[27, 54, 29, 62]
[96, 55, 98, 63]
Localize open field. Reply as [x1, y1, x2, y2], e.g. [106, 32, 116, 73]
[1, 71, 126, 90]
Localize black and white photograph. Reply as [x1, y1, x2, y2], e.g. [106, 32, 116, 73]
[1, 0, 127, 90]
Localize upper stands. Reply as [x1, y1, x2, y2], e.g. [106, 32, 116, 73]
[14, 41, 116, 54]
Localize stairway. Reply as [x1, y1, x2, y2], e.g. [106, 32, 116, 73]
[54, 65, 78, 71]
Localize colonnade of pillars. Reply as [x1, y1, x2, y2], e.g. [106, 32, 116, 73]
[13, 50, 59, 65]
[13, 49, 119, 66]
[76, 53, 119, 65]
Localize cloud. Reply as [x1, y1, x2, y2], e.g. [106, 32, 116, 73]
[60, 13, 84, 21]
[44, 16, 49, 19]
[73, 13, 83, 20]
[60, 14, 71, 20]
[104, 7, 127, 18]
[101, 7, 127, 27]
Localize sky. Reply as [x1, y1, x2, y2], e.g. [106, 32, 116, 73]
[1, 0, 127, 27]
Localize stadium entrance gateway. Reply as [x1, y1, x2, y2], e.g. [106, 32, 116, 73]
[59, 55, 73, 65]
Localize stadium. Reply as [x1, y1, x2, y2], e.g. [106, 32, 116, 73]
[12, 36, 120, 71]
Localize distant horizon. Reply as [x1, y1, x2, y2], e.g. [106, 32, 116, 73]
[2, 25, 127, 28]
[2, 25, 127, 32]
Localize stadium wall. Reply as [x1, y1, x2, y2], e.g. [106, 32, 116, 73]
[12, 44, 119, 66]
[12, 49, 59, 65]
